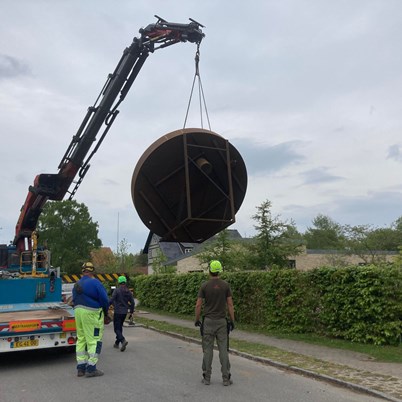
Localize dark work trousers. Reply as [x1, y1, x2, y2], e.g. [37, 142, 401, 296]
[202, 317, 231, 381]
[113, 313, 127, 345]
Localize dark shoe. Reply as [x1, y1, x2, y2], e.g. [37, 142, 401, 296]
[223, 374, 233, 387]
[113, 343, 119, 349]
[85, 369, 104, 378]
[202, 378, 210, 385]
[77, 370, 85, 377]
[120, 340, 128, 352]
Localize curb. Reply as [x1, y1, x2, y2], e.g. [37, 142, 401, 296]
[140, 323, 401, 402]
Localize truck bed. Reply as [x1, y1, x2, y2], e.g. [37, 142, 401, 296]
[0, 307, 74, 323]
[0, 302, 76, 353]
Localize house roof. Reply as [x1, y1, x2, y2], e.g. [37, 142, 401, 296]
[144, 229, 244, 265]
[142, 231, 154, 254]
[159, 241, 187, 261]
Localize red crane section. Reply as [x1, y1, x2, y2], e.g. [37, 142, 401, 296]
[14, 17, 205, 252]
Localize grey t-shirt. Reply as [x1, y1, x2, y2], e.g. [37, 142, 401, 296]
[198, 278, 232, 319]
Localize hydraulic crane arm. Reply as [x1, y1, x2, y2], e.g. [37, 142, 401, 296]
[14, 17, 204, 251]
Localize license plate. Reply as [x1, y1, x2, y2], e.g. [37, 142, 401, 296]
[12, 339, 39, 349]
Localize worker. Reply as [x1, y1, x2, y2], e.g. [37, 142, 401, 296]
[109, 275, 135, 351]
[72, 262, 109, 377]
[194, 260, 235, 386]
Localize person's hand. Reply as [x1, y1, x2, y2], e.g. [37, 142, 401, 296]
[228, 320, 235, 332]
[194, 320, 202, 327]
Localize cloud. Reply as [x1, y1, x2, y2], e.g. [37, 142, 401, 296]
[233, 139, 305, 175]
[282, 189, 402, 233]
[333, 190, 402, 227]
[2, 1, 402, 254]
[387, 144, 402, 162]
[102, 178, 119, 186]
[300, 168, 345, 185]
[0, 55, 30, 79]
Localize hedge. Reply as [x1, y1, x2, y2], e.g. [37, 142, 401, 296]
[133, 265, 402, 345]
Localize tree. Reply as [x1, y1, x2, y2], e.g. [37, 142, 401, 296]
[37, 200, 102, 274]
[223, 242, 255, 271]
[344, 224, 401, 264]
[133, 251, 148, 268]
[91, 247, 116, 272]
[392, 216, 402, 232]
[365, 227, 402, 251]
[250, 199, 303, 269]
[303, 214, 345, 249]
[115, 238, 135, 272]
[196, 229, 253, 271]
[151, 249, 176, 274]
[91, 242, 148, 274]
[197, 230, 232, 269]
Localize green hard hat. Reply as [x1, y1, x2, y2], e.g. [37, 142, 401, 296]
[209, 260, 223, 273]
[118, 275, 127, 284]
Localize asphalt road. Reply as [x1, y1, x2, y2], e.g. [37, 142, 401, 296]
[0, 325, 385, 402]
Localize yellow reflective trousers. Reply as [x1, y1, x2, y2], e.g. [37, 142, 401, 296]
[75, 307, 104, 373]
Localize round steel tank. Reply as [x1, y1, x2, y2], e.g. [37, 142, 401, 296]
[131, 128, 247, 243]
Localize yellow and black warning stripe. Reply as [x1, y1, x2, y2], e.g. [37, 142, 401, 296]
[62, 273, 120, 283]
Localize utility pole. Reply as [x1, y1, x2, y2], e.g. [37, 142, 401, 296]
[116, 213, 120, 254]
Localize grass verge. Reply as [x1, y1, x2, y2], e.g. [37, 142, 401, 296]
[136, 308, 402, 364]
[135, 314, 402, 400]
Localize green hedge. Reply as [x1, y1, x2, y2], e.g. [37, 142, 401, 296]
[133, 265, 402, 345]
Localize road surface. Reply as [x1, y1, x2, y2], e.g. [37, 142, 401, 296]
[0, 325, 385, 402]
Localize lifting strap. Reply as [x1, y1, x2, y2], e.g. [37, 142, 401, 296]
[183, 43, 211, 130]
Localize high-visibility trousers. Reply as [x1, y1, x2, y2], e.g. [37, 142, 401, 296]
[75, 307, 104, 372]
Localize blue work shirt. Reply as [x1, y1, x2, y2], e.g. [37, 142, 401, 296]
[109, 284, 135, 314]
[73, 275, 109, 313]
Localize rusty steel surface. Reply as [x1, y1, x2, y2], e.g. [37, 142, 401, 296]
[131, 128, 247, 243]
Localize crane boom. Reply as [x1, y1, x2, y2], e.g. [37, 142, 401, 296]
[13, 17, 204, 251]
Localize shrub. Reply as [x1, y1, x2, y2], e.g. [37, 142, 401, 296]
[133, 265, 402, 345]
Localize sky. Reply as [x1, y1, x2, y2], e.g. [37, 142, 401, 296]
[1, 0, 402, 253]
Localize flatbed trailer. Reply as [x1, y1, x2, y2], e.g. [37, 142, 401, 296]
[0, 275, 76, 353]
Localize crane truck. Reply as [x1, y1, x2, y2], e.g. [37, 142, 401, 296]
[0, 17, 205, 353]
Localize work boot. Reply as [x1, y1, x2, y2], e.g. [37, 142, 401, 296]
[120, 340, 128, 352]
[113, 342, 119, 349]
[222, 378, 233, 386]
[77, 370, 85, 377]
[202, 373, 210, 385]
[85, 369, 104, 378]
